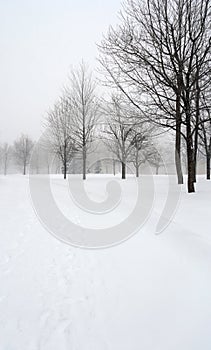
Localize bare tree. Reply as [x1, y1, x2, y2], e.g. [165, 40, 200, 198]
[198, 93, 211, 179]
[43, 147, 53, 175]
[199, 123, 211, 179]
[30, 145, 41, 174]
[64, 62, 99, 180]
[102, 94, 138, 179]
[99, 0, 210, 192]
[129, 124, 154, 177]
[147, 147, 163, 175]
[45, 98, 77, 179]
[0, 143, 11, 175]
[13, 134, 34, 175]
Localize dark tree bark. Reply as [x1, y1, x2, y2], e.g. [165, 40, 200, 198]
[83, 146, 86, 180]
[121, 161, 126, 179]
[175, 116, 183, 184]
[135, 158, 139, 177]
[206, 152, 210, 180]
[23, 162, 26, 176]
[184, 87, 195, 193]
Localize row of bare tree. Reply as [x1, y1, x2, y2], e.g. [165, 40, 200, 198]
[0, 135, 34, 175]
[1, 87, 209, 185]
[45, 62, 99, 180]
[0, 102, 162, 178]
[100, 94, 163, 179]
[44, 61, 209, 186]
[44, 61, 165, 180]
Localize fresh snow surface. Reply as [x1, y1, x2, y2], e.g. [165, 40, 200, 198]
[0, 174, 211, 350]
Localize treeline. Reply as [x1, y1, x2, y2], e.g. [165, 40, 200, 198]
[0, 130, 168, 178]
[41, 61, 168, 181]
[0, 135, 33, 176]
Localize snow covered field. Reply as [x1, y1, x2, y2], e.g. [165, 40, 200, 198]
[0, 174, 211, 350]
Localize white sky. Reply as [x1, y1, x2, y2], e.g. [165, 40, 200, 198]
[0, 0, 122, 143]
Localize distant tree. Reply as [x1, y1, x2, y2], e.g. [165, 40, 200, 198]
[45, 149, 53, 175]
[148, 147, 163, 175]
[112, 158, 116, 176]
[30, 145, 41, 174]
[13, 134, 34, 175]
[200, 124, 211, 180]
[0, 143, 11, 175]
[103, 94, 137, 179]
[129, 124, 154, 177]
[94, 160, 102, 174]
[45, 98, 77, 179]
[64, 61, 99, 180]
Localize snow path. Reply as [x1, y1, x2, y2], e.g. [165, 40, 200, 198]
[0, 175, 211, 349]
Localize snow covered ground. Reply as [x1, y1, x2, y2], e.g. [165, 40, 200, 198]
[0, 174, 211, 350]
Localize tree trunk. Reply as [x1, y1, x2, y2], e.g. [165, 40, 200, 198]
[193, 66, 200, 183]
[208, 140, 211, 180]
[4, 162, 7, 176]
[64, 162, 67, 179]
[135, 153, 139, 177]
[193, 127, 198, 183]
[136, 164, 139, 177]
[186, 134, 195, 193]
[156, 166, 159, 175]
[206, 154, 210, 180]
[187, 152, 195, 192]
[83, 147, 86, 180]
[185, 86, 195, 193]
[175, 94, 183, 184]
[121, 161, 126, 179]
[63, 143, 67, 179]
[23, 162, 26, 175]
[113, 159, 116, 176]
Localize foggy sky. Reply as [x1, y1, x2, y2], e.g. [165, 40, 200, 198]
[0, 0, 121, 143]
